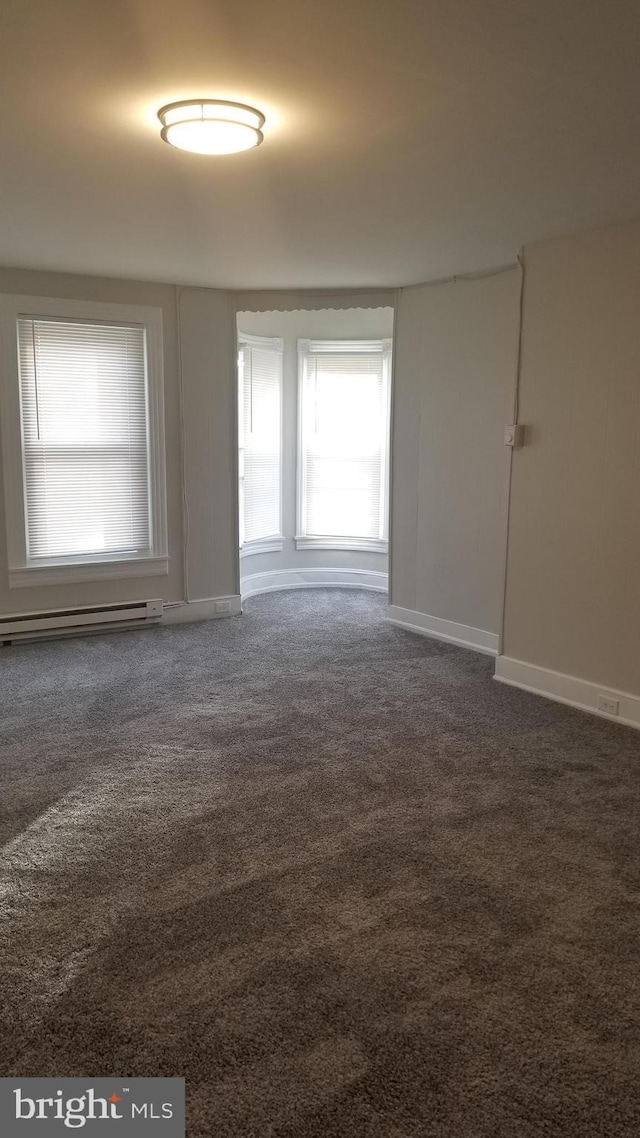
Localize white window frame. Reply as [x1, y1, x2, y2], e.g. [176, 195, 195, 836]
[296, 338, 392, 553]
[0, 294, 168, 588]
[237, 331, 285, 558]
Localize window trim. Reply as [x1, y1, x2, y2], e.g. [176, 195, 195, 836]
[0, 294, 168, 588]
[237, 331, 284, 553]
[240, 536, 285, 558]
[296, 337, 392, 552]
[294, 536, 387, 553]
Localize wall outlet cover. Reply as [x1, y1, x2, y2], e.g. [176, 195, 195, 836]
[597, 693, 620, 716]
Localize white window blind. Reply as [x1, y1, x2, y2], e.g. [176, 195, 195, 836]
[17, 317, 152, 563]
[298, 340, 390, 544]
[238, 336, 282, 545]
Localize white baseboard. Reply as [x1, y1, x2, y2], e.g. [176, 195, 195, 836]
[241, 567, 388, 600]
[386, 605, 499, 656]
[494, 656, 640, 730]
[161, 595, 242, 624]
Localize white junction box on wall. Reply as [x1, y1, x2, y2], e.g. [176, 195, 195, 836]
[504, 424, 526, 448]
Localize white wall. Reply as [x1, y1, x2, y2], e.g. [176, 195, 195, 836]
[390, 270, 521, 644]
[0, 273, 397, 618]
[501, 221, 640, 700]
[4, 221, 640, 723]
[178, 287, 239, 602]
[236, 307, 394, 593]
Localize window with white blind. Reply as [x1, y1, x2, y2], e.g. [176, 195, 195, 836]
[238, 333, 283, 554]
[0, 295, 167, 586]
[297, 338, 391, 551]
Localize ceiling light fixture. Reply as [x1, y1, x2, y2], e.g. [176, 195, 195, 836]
[157, 99, 265, 155]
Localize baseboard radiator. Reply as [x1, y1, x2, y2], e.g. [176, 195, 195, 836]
[0, 599, 163, 644]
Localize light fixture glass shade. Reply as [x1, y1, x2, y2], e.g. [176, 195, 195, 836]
[157, 100, 265, 155]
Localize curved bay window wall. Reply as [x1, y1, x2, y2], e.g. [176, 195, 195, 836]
[237, 307, 394, 600]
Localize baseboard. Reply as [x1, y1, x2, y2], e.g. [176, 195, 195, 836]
[161, 595, 242, 624]
[241, 568, 388, 600]
[494, 656, 640, 730]
[386, 605, 499, 656]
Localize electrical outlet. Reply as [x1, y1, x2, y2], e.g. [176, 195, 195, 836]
[215, 600, 231, 614]
[597, 693, 619, 716]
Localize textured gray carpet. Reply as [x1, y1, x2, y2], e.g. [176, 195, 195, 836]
[1, 589, 640, 1136]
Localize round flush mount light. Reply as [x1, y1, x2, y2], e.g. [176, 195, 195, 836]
[157, 99, 265, 155]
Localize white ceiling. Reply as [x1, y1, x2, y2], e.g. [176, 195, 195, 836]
[2, 0, 640, 289]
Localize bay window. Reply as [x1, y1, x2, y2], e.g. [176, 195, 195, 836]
[238, 333, 283, 554]
[296, 338, 391, 551]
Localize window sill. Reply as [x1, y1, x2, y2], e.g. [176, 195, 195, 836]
[240, 537, 285, 557]
[9, 556, 169, 589]
[294, 536, 388, 553]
